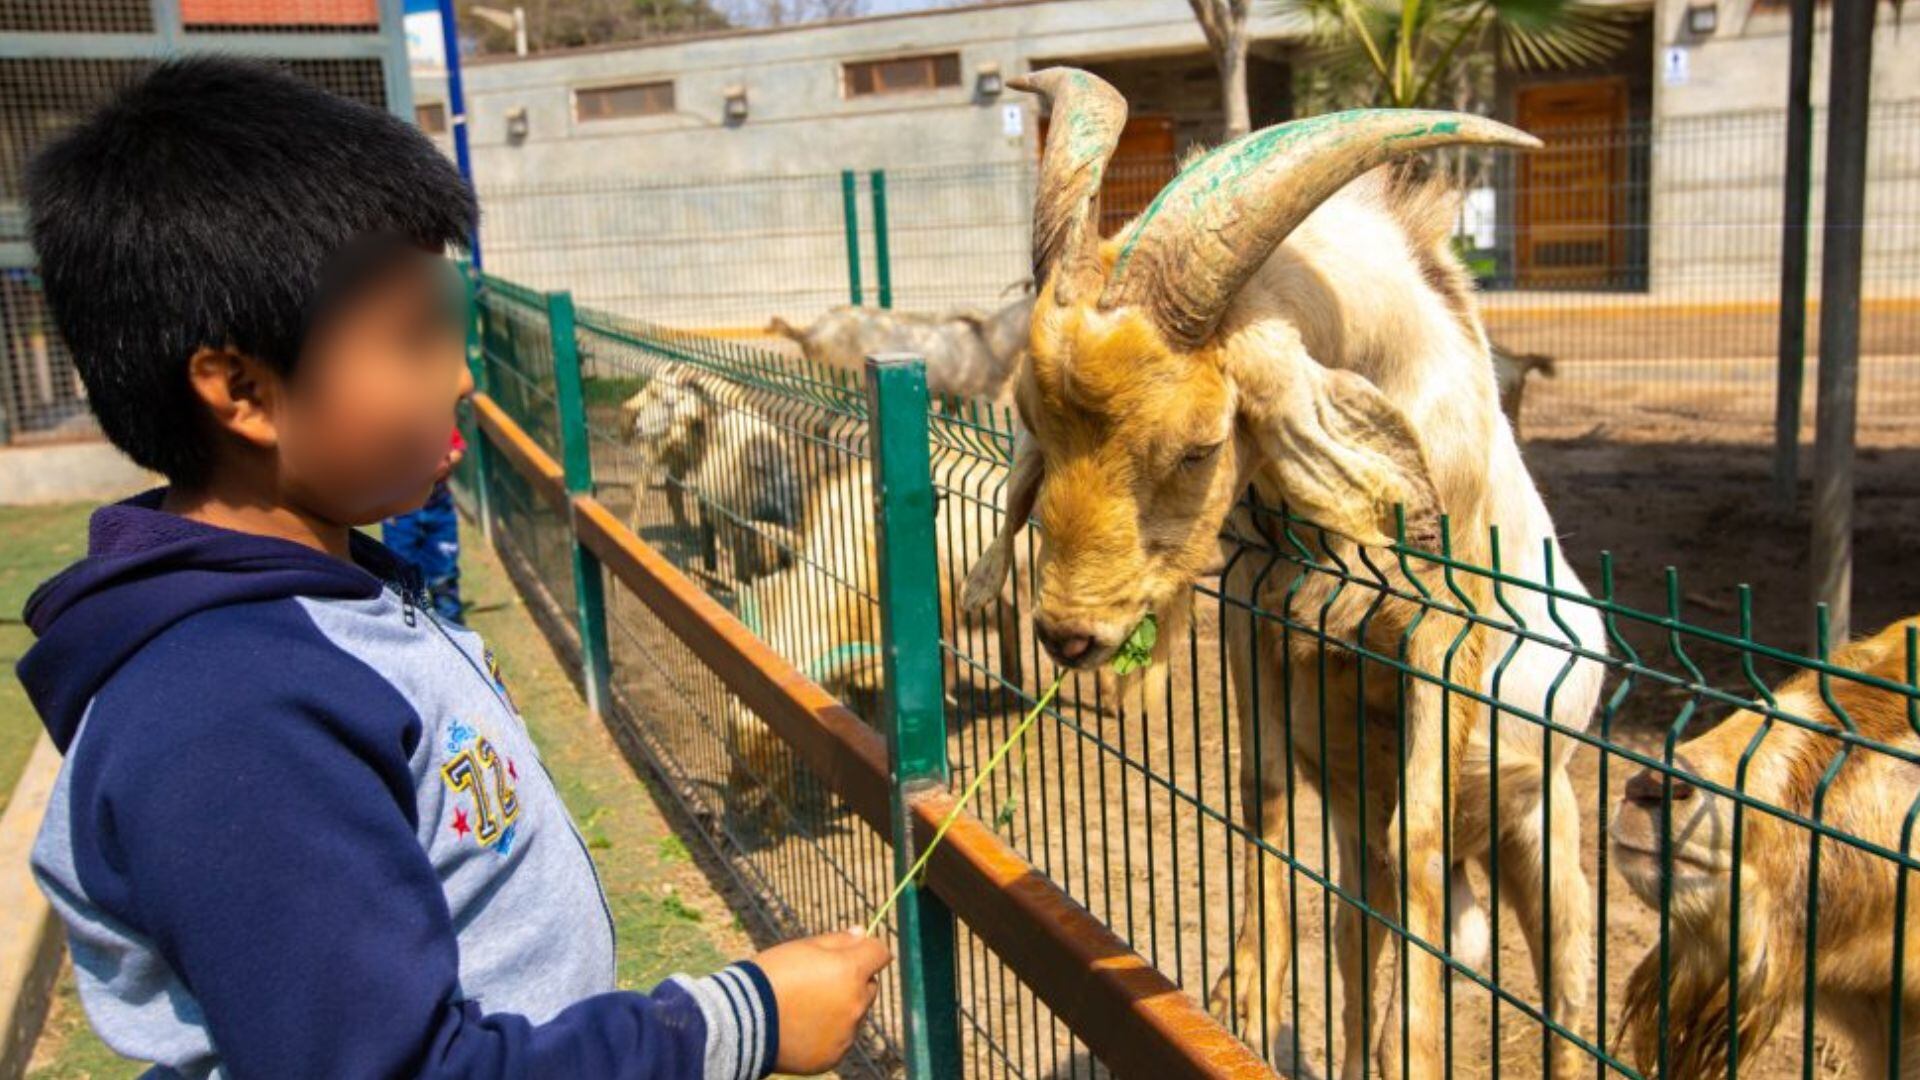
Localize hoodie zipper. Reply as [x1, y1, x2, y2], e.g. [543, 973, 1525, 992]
[396, 582, 620, 969]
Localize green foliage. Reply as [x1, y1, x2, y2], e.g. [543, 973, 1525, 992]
[1279, 0, 1632, 111]
[1111, 614, 1159, 676]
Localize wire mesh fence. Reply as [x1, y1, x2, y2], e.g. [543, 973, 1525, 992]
[467, 262, 1920, 1079]
[473, 102, 1919, 450]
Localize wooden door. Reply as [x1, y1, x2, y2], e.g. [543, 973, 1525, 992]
[1514, 79, 1629, 286]
[1037, 115, 1178, 236]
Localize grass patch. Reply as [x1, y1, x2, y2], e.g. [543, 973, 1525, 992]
[0, 502, 93, 817]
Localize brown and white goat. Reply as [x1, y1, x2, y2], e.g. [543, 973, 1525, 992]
[1612, 615, 1920, 1078]
[963, 70, 1606, 1078]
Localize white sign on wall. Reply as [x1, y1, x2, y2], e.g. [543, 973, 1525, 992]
[1662, 46, 1690, 86]
[405, 10, 446, 71]
[1002, 104, 1025, 137]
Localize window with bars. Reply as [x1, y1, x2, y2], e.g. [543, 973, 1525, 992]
[575, 81, 676, 122]
[0, 0, 152, 33]
[416, 101, 448, 134]
[842, 53, 961, 98]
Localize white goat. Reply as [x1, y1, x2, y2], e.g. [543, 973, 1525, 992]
[963, 70, 1606, 1079]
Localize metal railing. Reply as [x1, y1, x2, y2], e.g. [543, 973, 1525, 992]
[464, 264, 1920, 1079]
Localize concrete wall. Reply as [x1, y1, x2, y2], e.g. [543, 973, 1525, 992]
[1644, 0, 1920, 298]
[420, 0, 1303, 186]
[423, 0, 1920, 318]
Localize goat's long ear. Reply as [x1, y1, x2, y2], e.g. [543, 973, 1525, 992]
[1010, 68, 1125, 306]
[1102, 111, 1540, 350]
[962, 427, 1041, 612]
[767, 317, 804, 342]
[1236, 352, 1440, 551]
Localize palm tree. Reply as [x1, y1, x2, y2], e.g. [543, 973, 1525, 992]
[1278, 0, 1629, 112]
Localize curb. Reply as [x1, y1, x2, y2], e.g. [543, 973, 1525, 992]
[0, 735, 64, 1080]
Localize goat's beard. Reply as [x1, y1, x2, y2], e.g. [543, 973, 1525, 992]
[1617, 887, 1792, 1078]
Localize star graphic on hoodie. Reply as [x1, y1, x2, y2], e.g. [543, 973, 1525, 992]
[450, 806, 471, 838]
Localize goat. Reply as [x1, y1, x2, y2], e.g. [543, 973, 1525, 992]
[725, 452, 1028, 826]
[962, 70, 1605, 1078]
[767, 293, 1032, 402]
[1612, 615, 1920, 1079]
[1492, 345, 1555, 438]
[619, 368, 804, 583]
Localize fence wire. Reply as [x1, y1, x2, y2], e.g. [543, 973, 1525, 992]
[468, 265, 1920, 1078]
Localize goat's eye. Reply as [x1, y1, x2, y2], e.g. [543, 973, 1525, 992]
[1180, 442, 1223, 469]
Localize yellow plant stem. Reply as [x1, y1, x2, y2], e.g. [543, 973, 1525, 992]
[865, 671, 1067, 936]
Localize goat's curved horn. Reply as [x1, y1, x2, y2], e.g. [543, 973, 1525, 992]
[1009, 68, 1126, 305]
[1101, 110, 1541, 350]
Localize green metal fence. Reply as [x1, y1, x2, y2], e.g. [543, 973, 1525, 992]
[464, 266, 1920, 1079]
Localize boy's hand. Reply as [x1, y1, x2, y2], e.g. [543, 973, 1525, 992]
[753, 928, 892, 1074]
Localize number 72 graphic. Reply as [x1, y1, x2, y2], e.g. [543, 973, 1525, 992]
[442, 736, 520, 846]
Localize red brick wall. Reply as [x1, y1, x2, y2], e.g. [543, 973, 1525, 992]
[180, 0, 379, 26]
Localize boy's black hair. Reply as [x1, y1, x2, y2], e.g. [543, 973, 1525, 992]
[26, 56, 478, 486]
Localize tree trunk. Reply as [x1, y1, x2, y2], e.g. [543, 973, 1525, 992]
[1217, 29, 1251, 139]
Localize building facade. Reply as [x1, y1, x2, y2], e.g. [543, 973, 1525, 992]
[419, 0, 1916, 325]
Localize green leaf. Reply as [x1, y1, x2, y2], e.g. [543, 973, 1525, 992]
[1112, 613, 1159, 675]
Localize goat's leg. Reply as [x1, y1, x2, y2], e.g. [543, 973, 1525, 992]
[1334, 827, 1392, 1080]
[1207, 632, 1295, 1065]
[666, 471, 690, 533]
[1372, 684, 1454, 1080]
[1488, 760, 1592, 1080]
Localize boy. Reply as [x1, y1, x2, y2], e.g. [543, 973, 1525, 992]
[17, 57, 889, 1079]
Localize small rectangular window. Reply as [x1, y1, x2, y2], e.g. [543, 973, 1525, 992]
[575, 81, 675, 122]
[415, 101, 448, 134]
[843, 53, 962, 98]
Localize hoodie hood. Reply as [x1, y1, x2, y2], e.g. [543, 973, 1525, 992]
[18, 489, 406, 751]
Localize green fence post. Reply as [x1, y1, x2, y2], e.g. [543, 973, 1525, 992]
[841, 169, 864, 307]
[866, 354, 962, 1078]
[461, 267, 495, 546]
[547, 289, 613, 718]
[870, 169, 892, 310]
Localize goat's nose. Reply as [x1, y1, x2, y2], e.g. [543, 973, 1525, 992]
[1625, 768, 1695, 806]
[1036, 620, 1092, 665]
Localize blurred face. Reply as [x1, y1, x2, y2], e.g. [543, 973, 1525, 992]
[277, 248, 470, 524]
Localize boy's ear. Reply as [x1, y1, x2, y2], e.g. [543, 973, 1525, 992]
[185, 346, 280, 450]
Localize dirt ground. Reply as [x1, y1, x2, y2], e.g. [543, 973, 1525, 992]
[582, 351, 1915, 1077]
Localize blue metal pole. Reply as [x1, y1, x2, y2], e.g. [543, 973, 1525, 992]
[435, 0, 482, 267]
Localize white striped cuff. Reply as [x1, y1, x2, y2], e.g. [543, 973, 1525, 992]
[668, 962, 779, 1080]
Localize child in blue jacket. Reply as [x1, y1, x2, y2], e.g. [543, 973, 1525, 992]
[16, 57, 887, 1079]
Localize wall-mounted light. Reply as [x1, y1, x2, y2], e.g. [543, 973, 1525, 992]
[723, 84, 749, 124]
[975, 62, 1004, 100]
[505, 105, 529, 144]
[1685, 2, 1717, 35]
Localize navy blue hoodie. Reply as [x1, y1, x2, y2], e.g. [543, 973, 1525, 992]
[20, 491, 777, 1080]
